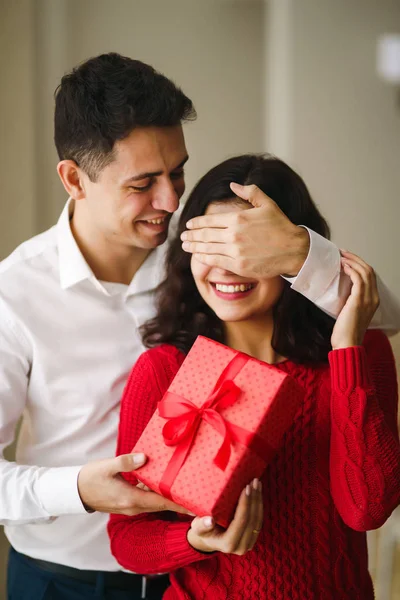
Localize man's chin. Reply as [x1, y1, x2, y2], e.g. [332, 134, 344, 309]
[141, 230, 169, 249]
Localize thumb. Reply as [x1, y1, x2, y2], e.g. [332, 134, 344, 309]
[230, 182, 276, 209]
[190, 516, 215, 536]
[111, 453, 147, 474]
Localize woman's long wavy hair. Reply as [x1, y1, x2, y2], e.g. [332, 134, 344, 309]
[141, 154, 335, 363]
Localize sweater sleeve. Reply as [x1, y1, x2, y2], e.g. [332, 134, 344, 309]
[107, 347, 212, 574]
[329, 330, 400, 531]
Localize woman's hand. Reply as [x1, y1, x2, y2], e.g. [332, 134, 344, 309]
[187, 478, 263, 555]
[331, 251, 380, 350]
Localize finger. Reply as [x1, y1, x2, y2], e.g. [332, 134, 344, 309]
[136, 482, 151, 492]
[230, 183, 277, 209]
[342, 259, 379, 307]
[237, 479, 262, 552]
[192, 253, 238, 272]
[342, 263, 365, 305]
[111, 453, 146, 474]
[340, 250, 372, 271]
[340, 252, 378, 290]
[186, 212, 237, 230]
[341, 256, 372, 286]
[342, 259, 372, 305]
[222, 486, 252, 551]
[134, 489, 195, 515]
[249, 480, 263, 550]
[190, 516, 215, 537]
[182, 241, 235, 257]
[181, 227, 231, 244]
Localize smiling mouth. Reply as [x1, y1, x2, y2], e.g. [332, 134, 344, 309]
[142, 217, 167, 225]
[213, 282, 255, 293]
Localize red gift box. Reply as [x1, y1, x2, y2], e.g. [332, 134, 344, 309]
[133, 336, 304, 527]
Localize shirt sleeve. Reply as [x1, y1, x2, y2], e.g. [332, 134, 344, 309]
[284, 228, 400, 335]
[108, 350, 211, 574]
[0, 299, 86, 525]
[328, 330, 400, 531]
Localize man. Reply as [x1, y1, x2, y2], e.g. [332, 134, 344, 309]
[1, 53, 399, 600]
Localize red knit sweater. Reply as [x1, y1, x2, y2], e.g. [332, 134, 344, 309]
[108, 330, 400, 600]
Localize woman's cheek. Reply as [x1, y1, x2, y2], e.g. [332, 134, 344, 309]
[190, 255, 211, 285]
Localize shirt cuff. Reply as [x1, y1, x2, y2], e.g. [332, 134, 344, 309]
[34, 465, 87, 517]
[284, 227, 340, 302]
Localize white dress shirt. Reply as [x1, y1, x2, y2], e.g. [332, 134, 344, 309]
[0, 200, 399, 571]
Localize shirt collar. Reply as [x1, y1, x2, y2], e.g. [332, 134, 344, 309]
[57, 197, 168, 294]
[125, 240, 168, 297]
[57, 198, 96, 290]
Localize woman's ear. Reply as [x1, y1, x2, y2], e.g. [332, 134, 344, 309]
[57, 160, 86, 200]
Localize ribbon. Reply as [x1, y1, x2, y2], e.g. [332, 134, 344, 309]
[158, 352, 275, 499]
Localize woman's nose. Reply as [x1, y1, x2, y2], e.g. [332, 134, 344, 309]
[211, 267, 236, 277]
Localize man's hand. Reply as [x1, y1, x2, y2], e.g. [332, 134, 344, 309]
[77, 453, 193, 516]
[181, 183, 309, 279]
[187, 479, 263, 555]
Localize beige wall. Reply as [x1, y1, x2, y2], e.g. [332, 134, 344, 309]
[291, 0, 400, 298]
[1, 0, 400, 598]
[0, 0, 36, 259]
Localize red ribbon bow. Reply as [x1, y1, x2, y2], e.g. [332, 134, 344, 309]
[158, 353, 274, 500]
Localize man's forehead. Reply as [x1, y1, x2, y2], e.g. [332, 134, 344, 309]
[110, 125, 187, 178]
[119, 125, 185, 157]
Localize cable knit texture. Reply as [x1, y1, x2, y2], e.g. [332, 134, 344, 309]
[108, 330, 400, 599]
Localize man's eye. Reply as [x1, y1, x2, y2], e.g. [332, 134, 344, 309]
[130, 182, 152, 192]
[171, 170, 184, 180]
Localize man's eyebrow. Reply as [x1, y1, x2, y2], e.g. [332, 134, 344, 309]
[122, 155, 189, 185]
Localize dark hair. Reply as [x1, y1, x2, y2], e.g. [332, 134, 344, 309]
[142, 155, 335, 364]
[54, 52, 196, 180]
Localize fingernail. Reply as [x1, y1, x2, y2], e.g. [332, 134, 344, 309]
[182, 241, 190, 250]
[253, 479, 259, 491]
[203, 516, 213, 527]
[186, 220, 193, 229]
[180, 231, 188, 241]
[132, 453, 146, 465]
[246, 485, 251, 497]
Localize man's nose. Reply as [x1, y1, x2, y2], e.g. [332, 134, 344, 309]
[152, 179, 180, 214]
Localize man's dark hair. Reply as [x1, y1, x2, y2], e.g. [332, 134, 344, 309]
[142, 154, 335, 364]
[54, 52, 196, 180]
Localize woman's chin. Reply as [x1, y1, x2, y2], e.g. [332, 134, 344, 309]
[214, 309, 252, 323]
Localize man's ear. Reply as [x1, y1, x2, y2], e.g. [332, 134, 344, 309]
[57, 160, 87, 199]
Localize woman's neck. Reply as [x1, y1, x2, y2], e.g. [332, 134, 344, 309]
[224, 314, 286, 365]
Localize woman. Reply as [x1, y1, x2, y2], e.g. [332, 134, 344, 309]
[108, 155, 400, 599]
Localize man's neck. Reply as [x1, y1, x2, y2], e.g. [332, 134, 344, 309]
[70, 214, 151, 286]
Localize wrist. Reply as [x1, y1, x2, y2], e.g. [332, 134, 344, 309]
[186, 529, 214, 554]
[282, 226, 310, 277]
[331, 338, 362, 350]
[77, 467, 96, 513]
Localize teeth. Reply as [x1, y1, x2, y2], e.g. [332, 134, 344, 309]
[146, 218, 165, 225]
[215, 283, 253, 293]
